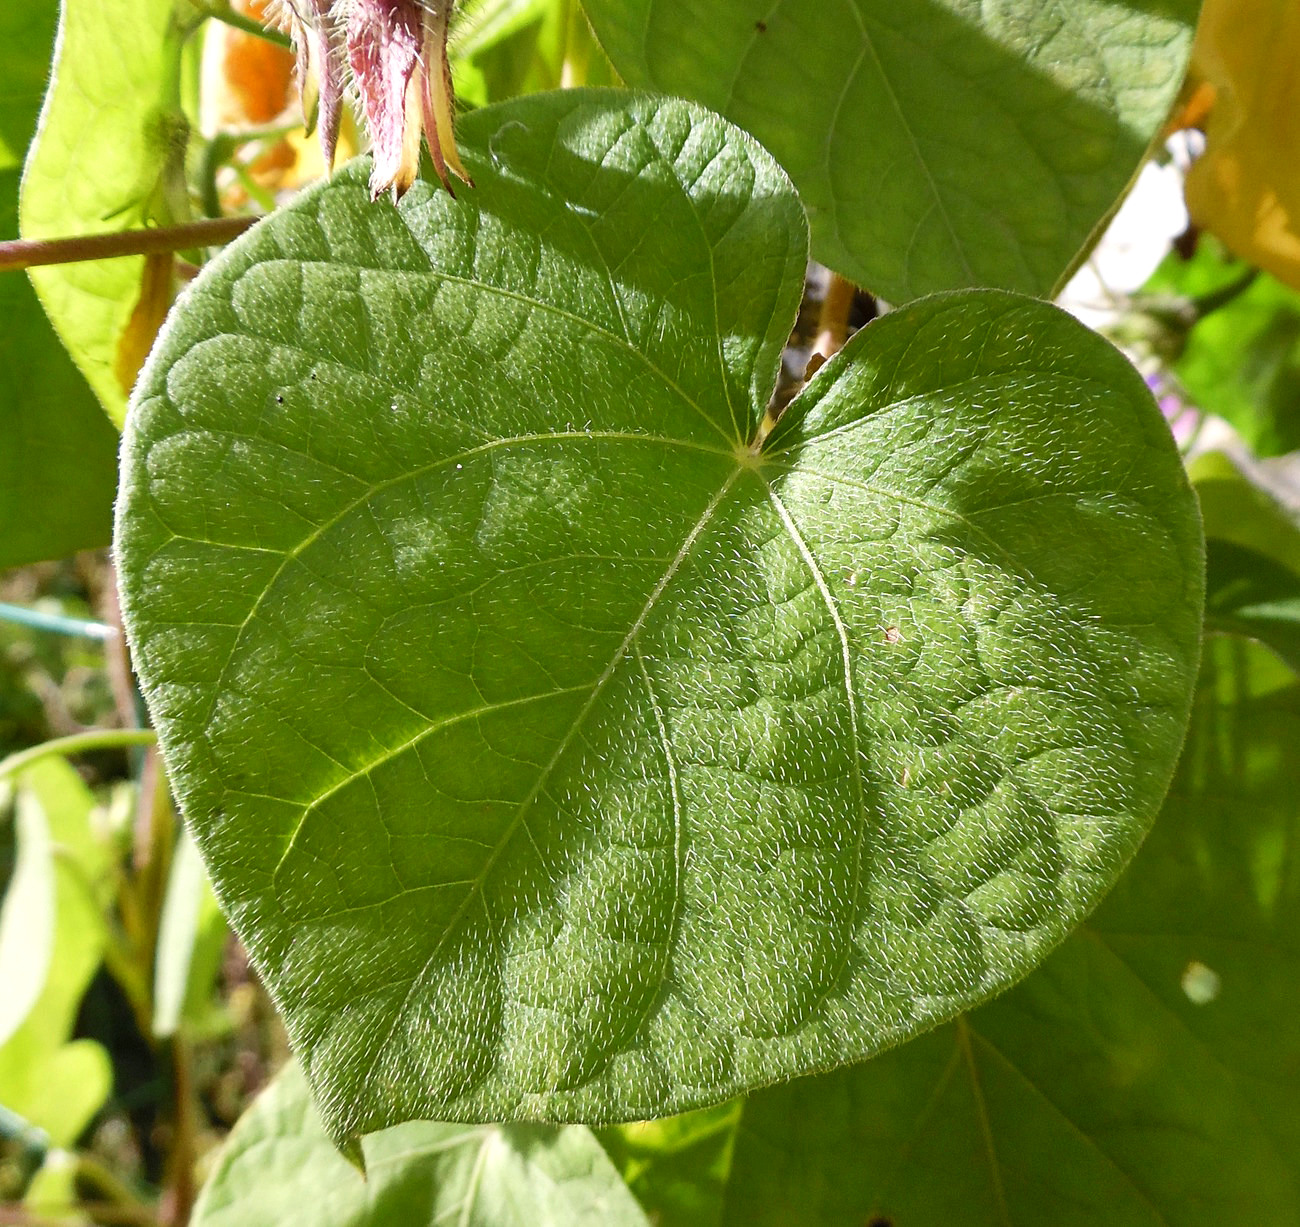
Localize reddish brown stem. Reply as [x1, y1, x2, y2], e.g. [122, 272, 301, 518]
[0, 216, 257, 272]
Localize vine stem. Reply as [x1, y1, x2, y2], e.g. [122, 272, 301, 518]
[202, 3, 293, 48]
[0, 216, 256, 273]
[813, 271, 857, 362]
[0, 729, 158, 786]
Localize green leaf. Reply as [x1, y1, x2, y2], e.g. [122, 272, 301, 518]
[722, 633, 1300, 1227]
[152, 824, 228, 1038]
[0, 0, 121, 566]
[1205, 540, 1300, 673]
[0, 177, 120, 569]
[116, 91, 1204, 1147]
[0, 759, 112, 1146]
[20, 0, 190, 425]
[0, 777, 59, 1047]
[453, 0, 618, 106]
[1189, 443, 1300, 576]
[191, 1060, 649, 1226]
[1187, 441, 1300, 670]
[598, 1101, 742, 1227]
[580, 0, 1200, 303]
[1141, 238, 1300, 456]
[0, 0, 59, 169]
[23, 1152, 91, 1226]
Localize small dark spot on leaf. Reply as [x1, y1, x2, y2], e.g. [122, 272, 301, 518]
[755, 19, 767, 32]
[868, 1217, 893, 1227]
[275, 395, 285, 404]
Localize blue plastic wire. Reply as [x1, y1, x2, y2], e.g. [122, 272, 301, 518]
[0, 601, 116, 641]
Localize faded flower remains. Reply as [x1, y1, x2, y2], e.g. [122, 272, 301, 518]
[271, 0, 470, 198]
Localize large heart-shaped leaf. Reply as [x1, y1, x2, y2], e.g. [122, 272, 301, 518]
[116, 91, 1203, 1148]
[580, 0, 1200, 303]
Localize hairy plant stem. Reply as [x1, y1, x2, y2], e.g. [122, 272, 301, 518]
[0, 217, 256, 273]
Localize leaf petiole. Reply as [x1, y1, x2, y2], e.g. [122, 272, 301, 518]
[0, 729, 159, 788]
[0, 216, 256, 272]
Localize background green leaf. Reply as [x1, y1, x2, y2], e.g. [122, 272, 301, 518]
[0, 1, 60, 169]
[452, 0, 618, 107]
[0, 0, 120, 568]
[580, 0, 1200, 303]
[191, 1060, 649, 1226]
[1205, 539, 1300, 670]
[117, 91, 1202, 1147]
[0, 760, 113, 1147]
[721, 632, 1300, 1226]
[20, 0, 191, 425]
[1141, 239, 1300, 457]
[22, 1150, 91, 1225]
[1189, 443, 1300, 574]
[1185, 438, 1300, 669]
[151, 824, 228, 1038]
[597, 1101, 742, 1227]
[0, 182, 121, 569]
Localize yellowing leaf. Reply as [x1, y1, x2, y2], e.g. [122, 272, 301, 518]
[1185, 0, 1300, 289]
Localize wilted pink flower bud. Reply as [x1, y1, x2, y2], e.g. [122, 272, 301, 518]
[270, 0, 345, 169]
[273, 0, 470, 201]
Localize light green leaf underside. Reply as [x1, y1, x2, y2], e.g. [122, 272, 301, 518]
[581, 0, 1199, 303]
[724, 634, 1300, 1226]
[0, 0, 119, 566]
[116, 92, 1202, 1147]
[21, 0, 186, 425]
[192, 1060, 649, 1227]
[152, 825, 228, 1038]
[0, 760, 113, 1147]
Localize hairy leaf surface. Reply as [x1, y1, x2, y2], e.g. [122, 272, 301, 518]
[723, 633, 1300, 1226]
[117, 92, 1203, 1147]
[581, 0, 1200, 302]
[192, 1061, 648, 1226]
